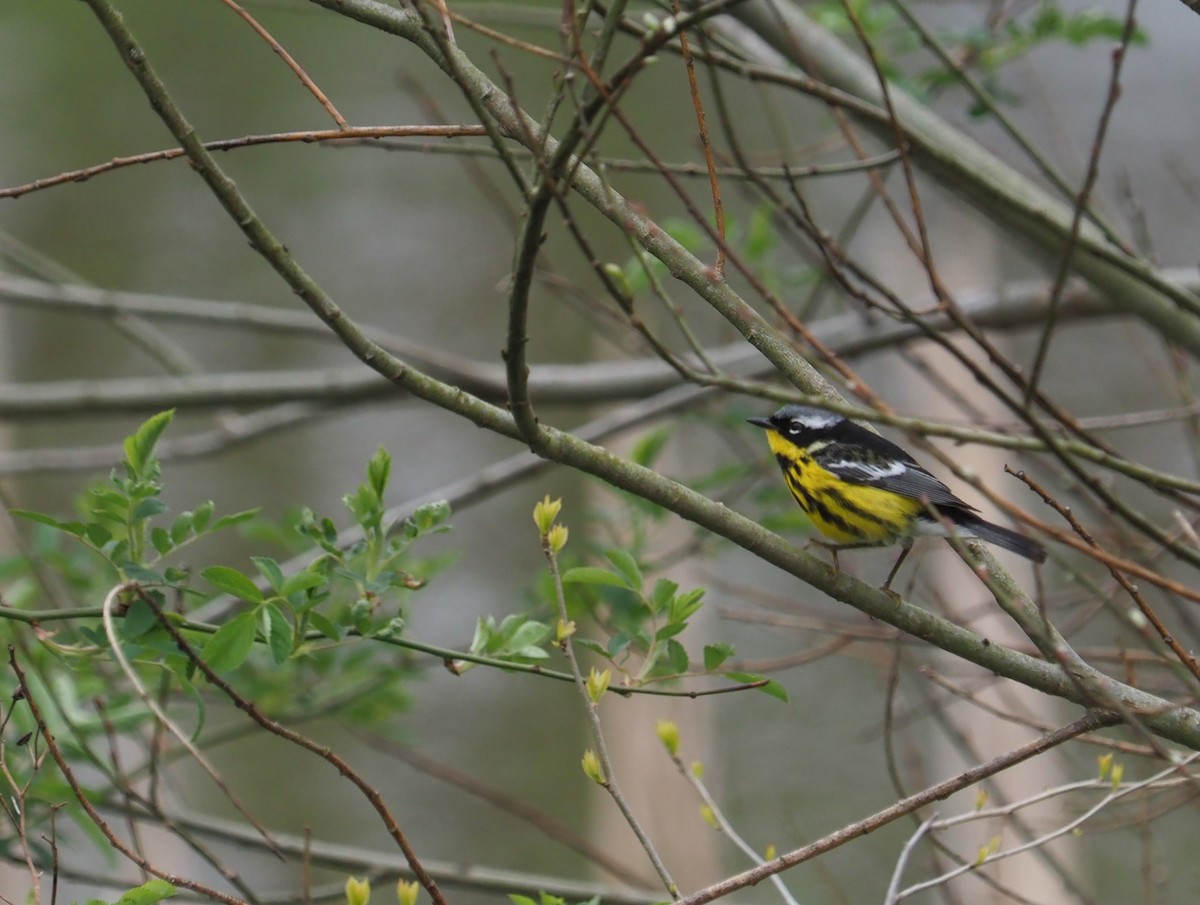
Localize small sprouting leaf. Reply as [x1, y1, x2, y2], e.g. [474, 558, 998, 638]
[201, 612, 258, 673]
[409, 499, 451, 533]
[605, 549, 643, 592]
[201, 566, 264, 603]
[562, 567, 631, 590]
[507, 619, 551, 654]
[703, 643, 735, 671]
[263, 603, 293, 664]
[670, 587, 705, 623]
[251, 556, 284, 594]
[113, 878, 178, 905]
[123, 410, 175, 479]
[367, 446, 392, 498]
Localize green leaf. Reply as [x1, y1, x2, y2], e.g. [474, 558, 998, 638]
[123, 410, 175, 479]
[150, 527, 172, 556]
[262, 603, 293, 663]
[201, 612, 258, 673]
[507, 619, 551, 652]
[648, 579, 677, 615]
[574, 638, 610, 659]
[201, 566, 264, 603]
[10, 509, 87, 537]
[669, 587, 705, 623]
[192, 501, 214, 534]
[562, 567, 630, 590]
[114, 878, 178, 905]
[85, 522, 112, 547]
[169, 511, 194, 544]
[631, 427, 671, 467]
[209, 509, 261, 532]
[665, 639, 688, 674]
[726, 671, 789, 702]
[308, 610, 343, 641]
[280, 570, 325, 598]
[509, 897, 537, 905]
[409, 499, 452, 534]
[703, 643, 735, 671]
[121, 562, 165, 584]
[654, 622, 687, 642]
[605, 549, 643, 592]
[120, 598, 159, 642]
[251, 556, 284, 593]
[607, 633, 632, 658]
[132, 497, 168, 520]
[745, 202, 776, 261]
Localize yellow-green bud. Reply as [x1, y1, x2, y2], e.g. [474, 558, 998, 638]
[1110, 762, 1124, 789]
[533, 495, 562, 535]
[764, 843, 776, 861]
[974, 788, 988, 811]
[547, 524, 569, 554]
[690, 760, 704, 779]
[586, 667, 611, 703]
[655, 719, 680, 756]
[602, 263, 633, 300]
[396, 880, 419, 905]
[975, 836, 1001, 865]
[581, 749, 605, 784]
[700, 805, 719, 829]
[556, 619, 576, 643]
[1097, 752, 1113, 780]
[345, 876, 370, 905]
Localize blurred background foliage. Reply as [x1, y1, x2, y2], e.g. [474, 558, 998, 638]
[3, 1, 1200, 903]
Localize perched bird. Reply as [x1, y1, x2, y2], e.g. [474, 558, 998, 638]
[748, 404, 1045, 588]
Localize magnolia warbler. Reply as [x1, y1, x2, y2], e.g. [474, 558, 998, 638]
[749, 404, 1045, 586]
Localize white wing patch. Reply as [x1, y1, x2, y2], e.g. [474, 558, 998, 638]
[825, 459, 906, 480]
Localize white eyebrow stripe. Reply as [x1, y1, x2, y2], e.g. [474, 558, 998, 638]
[825, 459, 906, 479]
[789, 412, 839, 429]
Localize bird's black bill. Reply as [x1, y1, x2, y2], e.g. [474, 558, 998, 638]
[746, 416, 774, 429]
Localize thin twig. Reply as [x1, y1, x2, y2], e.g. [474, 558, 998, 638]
[8, 646, 248, 905]
[541, 524, 679, 897]
[135, 591, 451, 905]
[672, 713, 1119, 905]
[220, 0, 349, 128]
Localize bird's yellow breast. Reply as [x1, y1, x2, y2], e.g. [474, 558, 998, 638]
[765, 430, 924, 545]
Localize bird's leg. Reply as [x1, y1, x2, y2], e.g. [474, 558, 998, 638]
[808, 539, 876, 573]
[882, 539, 914, 592]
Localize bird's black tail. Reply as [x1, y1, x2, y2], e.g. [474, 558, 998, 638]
[955, 513, 1046, 563]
